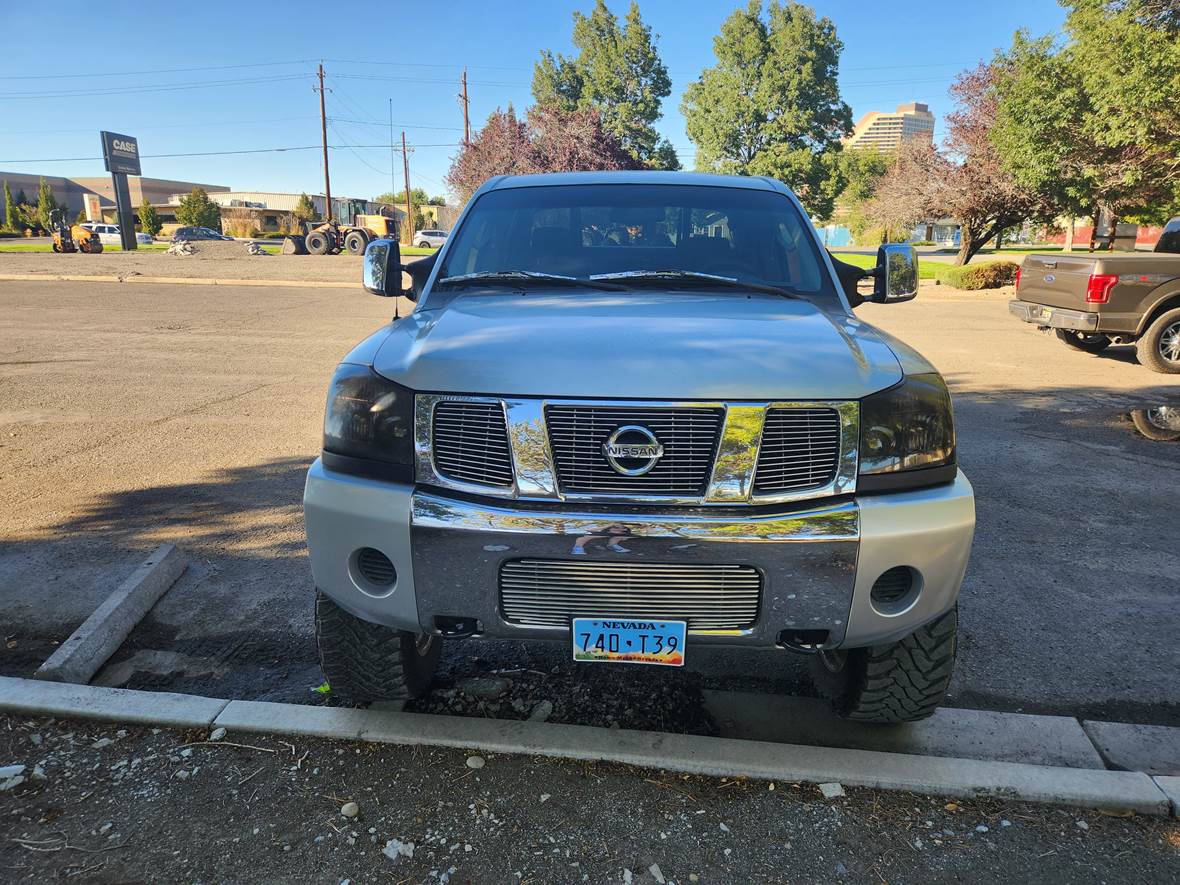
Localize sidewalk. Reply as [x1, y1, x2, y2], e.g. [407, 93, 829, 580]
[2, 714, 1177, 884]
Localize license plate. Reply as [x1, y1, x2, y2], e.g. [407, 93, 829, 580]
[572, 618, 686, 667]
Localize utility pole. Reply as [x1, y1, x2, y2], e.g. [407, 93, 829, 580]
[460, 68, 470, 147]
[316, 63, 332, 222]
[402, 131, 413, 246]
[394, 99, 403, 198]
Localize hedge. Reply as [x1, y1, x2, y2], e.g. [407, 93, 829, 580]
[933, 260, 1019, 290]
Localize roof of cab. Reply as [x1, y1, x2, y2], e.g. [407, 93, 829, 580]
[482, 170, 786, 192]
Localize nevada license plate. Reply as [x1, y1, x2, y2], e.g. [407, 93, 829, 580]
[572, 618, 686, 667]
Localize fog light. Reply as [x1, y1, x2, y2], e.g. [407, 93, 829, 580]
[355, 547, 396, 587]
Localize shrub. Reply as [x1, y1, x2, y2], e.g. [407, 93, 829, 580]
[933, 260, 1019, 290]
[911, 240, 936, 246]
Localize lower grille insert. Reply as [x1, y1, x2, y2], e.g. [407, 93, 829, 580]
[499, 559, 761, 632]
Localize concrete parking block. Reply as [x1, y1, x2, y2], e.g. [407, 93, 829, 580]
[702, 691, 1105, 769]
[215, 700, 1170, 815]
[0, 676, 227, 728]
[34, 544, 187, 685]
[1082, 721, 1180, 776]
[1153, 777, 1180, 818]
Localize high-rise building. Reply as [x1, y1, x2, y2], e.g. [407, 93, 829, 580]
[845, 102, 935, 151]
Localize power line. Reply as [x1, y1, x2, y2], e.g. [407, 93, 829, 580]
[4, 116, 319, 135]
[0, 74, 308, 100]
[0, 59, 314, 81]
[0, 143, 463, 164]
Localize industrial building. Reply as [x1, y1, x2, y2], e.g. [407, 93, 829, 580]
[845, 102, 936, 152]
[0, 171, 230, 228]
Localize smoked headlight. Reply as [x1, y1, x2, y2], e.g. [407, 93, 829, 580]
[858, 373, 956, 492]
[322, 364, 415, 481]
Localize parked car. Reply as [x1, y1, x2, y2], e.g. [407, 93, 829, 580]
[1009, 224, 1180, 372]
[171, 226, 232, 242]
[80, 223, 153, 246]
[304, 171, 975, 723]
[414, 229, 447, 249]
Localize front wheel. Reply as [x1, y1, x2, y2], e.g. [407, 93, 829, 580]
[1136, 307, 1180, 374]
[415, 241, 430, 249]
[305, 230, 331, 255]
[809, 608, 957, 723]
[314, 591, 441, 702]
[344, 230, 369, 255]
[1055, 329, 1111, 353]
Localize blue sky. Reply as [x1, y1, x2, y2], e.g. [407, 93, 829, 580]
[0, 1, 1067, 202]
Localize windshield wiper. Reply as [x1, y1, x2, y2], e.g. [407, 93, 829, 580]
[589, 270, 801, 300]
[435, 270, 623, 291]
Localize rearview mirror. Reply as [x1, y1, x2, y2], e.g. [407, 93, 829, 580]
[872, 244, 918, 303]
[363, 238, 403, 298]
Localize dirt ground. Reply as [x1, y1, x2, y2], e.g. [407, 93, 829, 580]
[0, 244, 428, 285]
[0, 279, 1177, 730]
[2, 715, 1178, 884]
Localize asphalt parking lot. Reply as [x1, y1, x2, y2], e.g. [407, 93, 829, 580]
[0, 278, 1177, 727]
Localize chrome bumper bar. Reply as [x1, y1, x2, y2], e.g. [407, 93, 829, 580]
[1009, 299, 1099, 332]
[304, 459, 975, 650]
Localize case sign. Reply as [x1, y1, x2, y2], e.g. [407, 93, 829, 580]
[100, 131, 141, 176]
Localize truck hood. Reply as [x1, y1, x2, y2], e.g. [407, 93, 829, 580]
[371, 291, 903, 400]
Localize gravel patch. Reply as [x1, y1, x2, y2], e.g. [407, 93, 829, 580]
[2, 715, 1178, 883]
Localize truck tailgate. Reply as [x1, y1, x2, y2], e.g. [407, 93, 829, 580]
[1017, 254, 1100, 310]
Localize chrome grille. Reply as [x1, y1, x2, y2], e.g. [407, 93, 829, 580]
[546, 405, 723, 496]
[431, 401, 514, 488]
[500, 559, 761, 631]
[753, 407, 841, 493]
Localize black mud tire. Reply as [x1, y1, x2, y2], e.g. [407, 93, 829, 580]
[344, 229, 369, 255]
[314, 590, 441, 702]
[305, 230, 331, 256]
[1135, 307, 1180, 374]
[809, 608, 957, 723]
[1055, 329, 1111, 353]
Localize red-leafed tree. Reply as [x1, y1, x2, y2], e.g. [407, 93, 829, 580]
[446, 105, 640, 204]
[866, 62, 1059, 265]
[445, 107, 535, 205]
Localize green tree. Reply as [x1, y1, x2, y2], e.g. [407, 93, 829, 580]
[681, 0, 853, 219]
[293, 192, 320, 223]
[835, 149, 892, 240]
[2, 181, 17, 231]
[138, 197, 161, 236]
[375, 187, 434, 207]
[991, 0, 1180, 240]
[175, 187, 221, 229]
[532, 0, 677, 168]
[36, 177, 59, 230]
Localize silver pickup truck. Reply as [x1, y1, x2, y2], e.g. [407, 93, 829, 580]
[304, 172, 975, 723]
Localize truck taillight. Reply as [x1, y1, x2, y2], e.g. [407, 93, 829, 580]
[1014, 266, 1021, 290]
[1086, 273, 1118, 303]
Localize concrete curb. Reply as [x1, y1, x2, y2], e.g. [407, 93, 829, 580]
[1082, 720, 1180, 776]
[0, 676, 226, 729]
[0, 273, 358, 289]
[0, 677, 1170, 815]
[34, 544, 188, 684]
[210, 700, 1169, 815]
[1152, 776, 1180, 818]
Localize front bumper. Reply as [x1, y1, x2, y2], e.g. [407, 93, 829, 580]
[304, 459, 975, 650]
[1009, 299, 1099, 332]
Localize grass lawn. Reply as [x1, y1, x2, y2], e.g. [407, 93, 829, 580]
[832, 252, 939, 280]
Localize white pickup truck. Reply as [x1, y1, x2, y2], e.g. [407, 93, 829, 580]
[304, 172, 975, 723]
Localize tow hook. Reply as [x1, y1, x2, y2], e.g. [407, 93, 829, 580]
[434, 616, 481, 638]
[776, 629, 832, 655]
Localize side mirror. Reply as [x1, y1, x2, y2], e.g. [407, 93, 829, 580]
[871, 244, 918, 303]
[362, 238, 403, 298]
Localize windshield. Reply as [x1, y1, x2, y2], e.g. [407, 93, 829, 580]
[436, 183, 835, 300]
